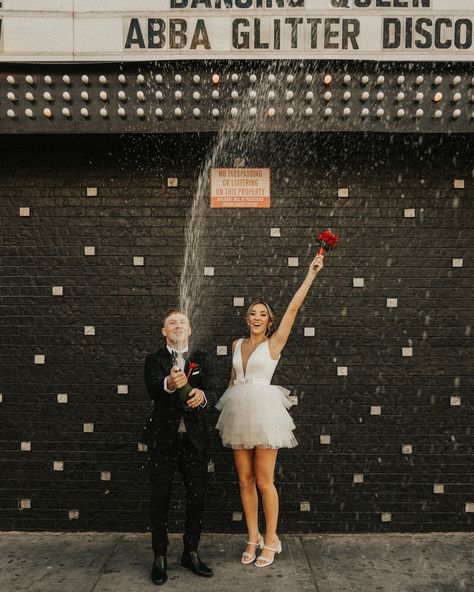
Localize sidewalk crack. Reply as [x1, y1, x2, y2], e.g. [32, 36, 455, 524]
[89, 534, 124, 592]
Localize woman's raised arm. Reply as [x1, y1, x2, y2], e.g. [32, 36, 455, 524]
[269, 254, 324, 358]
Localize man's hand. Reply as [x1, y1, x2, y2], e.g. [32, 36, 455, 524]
[187, 388, 205, 409]
[169, 366, 188, 390]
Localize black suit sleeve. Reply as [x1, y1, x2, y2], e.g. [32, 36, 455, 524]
[198, 352, 219, 410]
[144, 353, 168, 401]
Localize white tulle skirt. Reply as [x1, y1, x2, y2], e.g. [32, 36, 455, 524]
[215, 379, 298, 450]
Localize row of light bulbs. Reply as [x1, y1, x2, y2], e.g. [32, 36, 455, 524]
[5, 106, 469, 120]
[3, 89, 468, 105]
[3, 73, 472, 88]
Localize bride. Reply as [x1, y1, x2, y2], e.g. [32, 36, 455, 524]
[215, 254, 324, 567]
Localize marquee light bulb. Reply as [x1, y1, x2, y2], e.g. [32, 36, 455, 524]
[415, 75, 424, 86]
[452, 76, 461, 87]
[118, 107, 126, 117]
[155, 91, 163, 100]
[43, 92, 53, 102]
[452, 109, 461, 119]
[118, 74, 126, 84]
[376, 108, 384, 118]
[231, 73, 239, 82]
[377, 91, 385, 101]
[287, 74, 294, 83]
[286, 90, 294, 101]
[434, 76, 443, 86]
[137, 74, 145, 84]
[137, 108, 145, 118]
[249, 90, 257, 100]
[453, 92, 461, 103]
[155, 74, 163, 83]
[193, 108, 201, 118]
[397, 75, 405, 85]
[7, 109, 16, 118]
[193, 91, 200, 101]
[25, 108, 34, 118]
[250, 74, 257, 83]
[25, 75, 34, 85]
[376, 75, 385, 86]
[63, 91, 71, 102]
[118, 90, 126, 101]
[324, 107, 332, 117]
[416, 109, 424, 118]
[343, 74, 351, 85]
[99, 75, 107, 85]
[415, 92, 424, 102]
[7, 92, 17, 102]
[212, 108, 219, 117]
[137, 91, 145, 101]
[268, 107, 276, 117]
[63, 74, 71, 85]
[361, 108, 369, 118]
[100, 108, 108, 118]
[287, 107, 294, 117]
[43, 108, 52, 118]
[324, 74, 332, 85]
[174, 107, 182, 117]
[267, 90, 276, 101]
[434, 92, 443, 103]
[361, 75, 369, 86]
[361, 91, 369, 102]
[81, 75, 89, 85]
[343, 107, 351, 118]
[100, 91, 108, 101]
[80, 107, 89, 117]
[397, 108, 405, 118]
[249, 107, 257, 117]
[343, 91, 351, 101]
[44, 75, 53, 85]
[231, 107, 238, 117]
[155, 108, 163, 117]
[324, 91, 332, 102]
[396, 92, 405, 102]
[7, 75, 16, 85]
[212, 74, 220, 84]
[305, 107, 313, 117]
[62, 107, 71, 117]
[25, 92, 35, 102]
[268, 73, 276, 83]
[175, 74, 182, 84]
[305, 74, 313, 84]
[212, 90, 219, 99]
[305, 91, 314, 101]
[193, 75, 201, 84]
[175, 90, 182, 100]
[434, 109, 442, 119]
[231, 90, 239, 100]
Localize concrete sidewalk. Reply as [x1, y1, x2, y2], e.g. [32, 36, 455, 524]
[0, 532, 472, 592]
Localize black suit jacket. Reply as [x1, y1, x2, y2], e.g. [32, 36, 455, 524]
[141, 346, 219, 453]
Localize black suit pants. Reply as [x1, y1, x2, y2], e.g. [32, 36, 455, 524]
[148, 433, 208, 556]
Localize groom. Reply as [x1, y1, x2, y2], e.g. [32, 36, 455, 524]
[142, 308, 218, 585]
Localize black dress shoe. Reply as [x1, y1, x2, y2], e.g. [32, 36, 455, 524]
[181, 550, 214, 577]
[151, 555, 168, 585]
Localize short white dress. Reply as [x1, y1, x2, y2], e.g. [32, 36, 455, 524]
[215, 338, 297, 449]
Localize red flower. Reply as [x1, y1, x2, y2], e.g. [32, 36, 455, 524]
[317, 229, 340, 253]
[186, 361, 198, 380]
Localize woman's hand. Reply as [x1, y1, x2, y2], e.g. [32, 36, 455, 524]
[309, 254, 324, 277]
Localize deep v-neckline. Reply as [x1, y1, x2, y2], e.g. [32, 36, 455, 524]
[240, 339, 267, 378]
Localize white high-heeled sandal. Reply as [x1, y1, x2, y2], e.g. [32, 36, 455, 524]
[255, 539, 282, 568]
[241, 537, 264, 565]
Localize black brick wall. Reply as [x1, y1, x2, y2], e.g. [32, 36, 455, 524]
[0, 132, 473, 533]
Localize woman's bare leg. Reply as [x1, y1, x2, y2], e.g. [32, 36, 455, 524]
[254, 448, 280, 565]
[233, 449, 262, 558]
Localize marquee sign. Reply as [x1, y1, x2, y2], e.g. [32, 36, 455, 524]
[1, 0, 474, 61]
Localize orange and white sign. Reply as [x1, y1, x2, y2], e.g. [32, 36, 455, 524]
[210, 168, 270, 209]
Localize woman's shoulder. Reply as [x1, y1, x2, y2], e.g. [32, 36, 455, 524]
[231, 337, 244, 352]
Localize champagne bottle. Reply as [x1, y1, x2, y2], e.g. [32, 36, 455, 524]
[171, 352, 192, 404]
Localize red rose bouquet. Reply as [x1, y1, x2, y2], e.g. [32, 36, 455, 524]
[317, 229, 340, 255]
